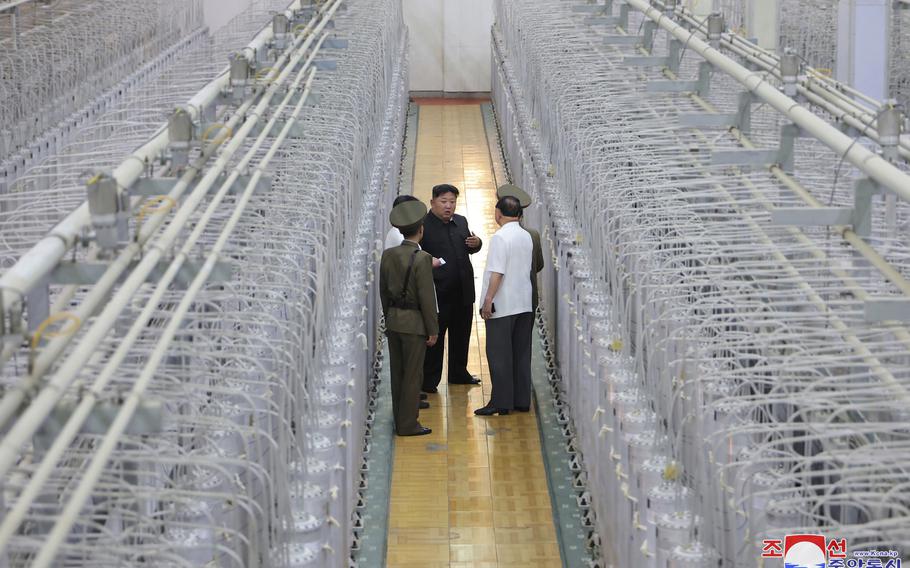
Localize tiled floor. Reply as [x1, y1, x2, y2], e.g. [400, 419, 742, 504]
[386, 102, 562, 567]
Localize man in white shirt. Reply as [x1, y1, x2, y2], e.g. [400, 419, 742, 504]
[475, 195, 533, 416]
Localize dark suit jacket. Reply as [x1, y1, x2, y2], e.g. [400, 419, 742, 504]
[420, 212, 482, 306]
[380, 241, 439, 337]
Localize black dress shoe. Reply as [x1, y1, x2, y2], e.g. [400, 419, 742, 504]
[422, 386, 438, 394]
[420, 392, 428, 400]
[419, 400, 430, 409]
[399, 427, 432, 436]
[514, 406, 530, 412]
[474, 405, 510, 416]
[449, 374, 481, 385]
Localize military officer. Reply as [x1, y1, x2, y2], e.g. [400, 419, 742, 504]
[379, 200, 439, 436]
[496, 184, 544, 313]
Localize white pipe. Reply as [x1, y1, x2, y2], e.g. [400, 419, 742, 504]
[0, 96, 257, 431]
[630, 0, 910, 199]
[720, 33, 910, 161]
[28, 53, 323, 568]
[0, 0, 340, 475]
[0, 0, 36, 12]
[0, 56, 321, 554]
[0, 0, 305, 314]
[0, 0, 326, 431]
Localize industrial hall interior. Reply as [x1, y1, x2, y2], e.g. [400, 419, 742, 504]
[3, 0, 910, 566]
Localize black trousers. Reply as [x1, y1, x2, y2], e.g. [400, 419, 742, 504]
[484, 312, 533, 410]
[422, 302, 474, 390]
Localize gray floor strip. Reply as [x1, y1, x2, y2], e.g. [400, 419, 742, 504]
[531, 321, 599, 568]
[480, 102, 511, 188]
[354, 102, 420, 568]
[399, 103, 419, 196]
[353, 345, 394, 567]
[484, 100, 599, 566]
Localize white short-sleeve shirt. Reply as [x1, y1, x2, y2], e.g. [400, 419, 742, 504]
[384, 227, 404, 250]
[480, 221, 532, 318]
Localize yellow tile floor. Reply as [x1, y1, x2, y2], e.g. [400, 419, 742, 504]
[386, 103, 563, 567]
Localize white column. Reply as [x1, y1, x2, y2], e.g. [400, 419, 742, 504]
[836, 0, 890, 101]
[745, 0, 779, 50]
[686, 0, 714, 17]
[203, 0, 254, 33]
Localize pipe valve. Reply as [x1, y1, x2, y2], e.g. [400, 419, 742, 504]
[273, 14, 290, 36]
[86, 173, 126, 251]
[878, 101, 903, 163]
[167, 107, 195, 169]
[229, 53, 253, 87]
[780, 50, 801, 98]
[272, 14, 291, 51]
[707, 13, 724, 45]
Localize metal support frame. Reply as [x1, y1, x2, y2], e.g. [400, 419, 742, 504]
[624, 55, 670, 67]
[778, 123, 802, 173]
[647, 80, 699, 93]
[678, 113, 738, 128]
[711, 148, 779, 167]
[771, 207, 855, 226]
[35, 399, 164, 447]
[619, 2, 630, 28]
[770, 178, 880, 236]
[132, 173, 273, 197]
[604, 35, 643, 45]
[50, 259, 234, 288]
[643, 19, 657, 52]
[667, 38, 682, 74]
[864, 297, 910, 322]
[696, 61, 712, 97]
[25, 276, 49, 333]
[853, 178, 881, 237]
[736, 91, 754, 134]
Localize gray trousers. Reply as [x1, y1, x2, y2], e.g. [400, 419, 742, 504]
[484, 311, 534, 410]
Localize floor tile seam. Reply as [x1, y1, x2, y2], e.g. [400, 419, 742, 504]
[462, 102, 501, 564]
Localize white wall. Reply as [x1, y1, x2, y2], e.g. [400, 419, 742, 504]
[404, 0, 494, 92]
[204, 0, 255, 33]
[405, 0, 445, 91]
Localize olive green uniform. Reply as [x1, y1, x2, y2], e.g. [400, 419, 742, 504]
[526, 225, 544, 312]
[380, 241, 439, 435]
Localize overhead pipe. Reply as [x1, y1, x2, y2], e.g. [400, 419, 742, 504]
[0, 0, 343, 473]
[645, 38, 910, 399]
[0, 57, 321, 562]
[31, 59, 324, 568]
[638, 43, 910, 404]
[0, 0, 330, 431]
[628, 0, 910, 201]
[0, 0, 308, 324]
[713, 21, 910, 162]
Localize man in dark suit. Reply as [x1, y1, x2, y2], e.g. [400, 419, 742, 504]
[419, 184, 483, 393]
[380, 200, 439, 436]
